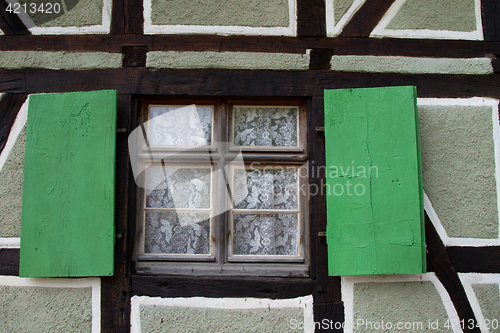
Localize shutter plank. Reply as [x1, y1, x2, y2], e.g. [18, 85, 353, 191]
[325, 86, 425, 276]
[20, 90, 116, 277]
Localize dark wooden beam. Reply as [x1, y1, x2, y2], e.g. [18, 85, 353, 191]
[0, 248, 19, 276]
[132, 275, 314, 298]
[314, 302, 344, 332]
[309, 49, 333, 70]
[339, 0, 396, 37]
[297, 0, 326, 36]
[1, 35, 500, 58]
[425, 214, 480, 333]
[111, 0, 143, 34]
[122, 46, 148, 67]
[0, 93, 28, 154]
[2, 68, 500, 99]
[0, 0, 30, 35]
[447, 246, 500, 273]
[101, 94, 132, 333]
[482, 0, 500, 41]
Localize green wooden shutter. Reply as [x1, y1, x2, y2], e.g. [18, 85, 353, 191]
[325, 86, 425, 276]
[20, 90, 116, 277]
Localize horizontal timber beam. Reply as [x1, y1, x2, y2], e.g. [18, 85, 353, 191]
[0, 35, 500, 58]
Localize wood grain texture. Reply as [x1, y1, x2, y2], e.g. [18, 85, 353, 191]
[0, 93, 27, 154]
[111, 0, 143, 34]
[425, 214, 480, 333]
[122, 46, 147, 67]
[297, 0, 326, 36]
[101, 94, 133, 333]
[19, 90, 116, 277]
[0, 0, 31, 35]
[3, 68, 500, 99]
[1, 35, 500, 58]
[325, 86, 425, 276]
[0, 248, 19, 276]
[339, 0, 396, 37]
[482, 0, 500, 41]
[447, 246, 500, 273]
[309, 49, 333, 70]
[314, 302, 344, 332]
[132, 275, 314, 299]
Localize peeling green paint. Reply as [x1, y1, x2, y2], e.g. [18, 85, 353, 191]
[151, 0, 289, 27]
[147, 51, 309, 70]
[354, 282, 452, 333]
[330, 56, 493, 75]
[0, 126, 26, 238]
[0, 51, 122, 69]
[140, 305, 304, 333]
[386, 0, 477, 32]
[419, 105, 498, 238]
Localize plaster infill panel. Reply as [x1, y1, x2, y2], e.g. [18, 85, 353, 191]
[0, 51, 122, 69]
[418, 104, 499, 239]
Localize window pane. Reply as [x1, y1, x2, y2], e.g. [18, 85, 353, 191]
[149, 106, 212, 146]
[232, 214, 298, 255]
[146, 167, 211, 209]
[233, 106, 297, 147]
[233, 168, 298, 210]
[145, 212, 210, 254]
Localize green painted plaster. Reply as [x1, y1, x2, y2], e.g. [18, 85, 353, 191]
[353, 282, 452, 332]
[472, 284, 500, 322]
[140, 305, 304, 332]
[151, 0, 289, 27]
[418, 105, 498, 238]
[17, 0, 102, 27]
[386, 0, 477, 32]
[0, 285, 92, 332]
[330, 56, 493, 75]
[334, 0, 355, 24]
[147, 51, 309, 70]
[0, 51, 121, 69]
[0, 125, 26, 238]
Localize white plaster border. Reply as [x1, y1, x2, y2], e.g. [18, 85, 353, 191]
[6, 0, 111, 35]
[325, 0, 366, 37]
[418, 97, 500, 246]
[370, 0, 483, 40]
[143, 0, 297, 36]
[342, 273, 462, 333]
[0, 275, 101, 332]
[0, 95, 29, 249]
[459, 273, 500, 333]
[131, 295, 314, 333]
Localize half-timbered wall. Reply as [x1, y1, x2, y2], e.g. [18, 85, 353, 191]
[1, 0, 500, 331]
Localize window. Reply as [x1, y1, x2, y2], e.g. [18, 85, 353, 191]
[131, 98, 309, 277]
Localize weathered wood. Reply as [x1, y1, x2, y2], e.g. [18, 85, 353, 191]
[309, 49, 333, 70]
[111, 0, 143, 34]
[132, 275, 315, 299]
[425, 213, 480, 333]
[1, 35, 500, 58]
[482, 0, 500, 41]
[0, 248, 19, 276]
[101, 94, 133, 333]
[339, 0, 396, 37]
[3, 68, 500, 99]
[297, 0, 326, 36]
[0, 0, 31, 35]
[314, 302, 344, 332]
[19, 90, 116, 277]
[0, 93, 27, 155]
[122, 46, 148, 67]
[447, 246, 500, 273]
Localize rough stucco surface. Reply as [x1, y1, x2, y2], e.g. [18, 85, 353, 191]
[330, 56, 493, 75]
[0, 51, 122, 69]
[147, 51, 309, 70]
[354, 282, 451, 333]
[418, 105, 498, 238]
[17, 0, 102, 27]
[472, 284, 500, 322]
[334, 0, 355, 24]
[0, 286, 92, 332]
[140, 305, 304, 332]
[386, 0, 476, 31]
[151, 0, 289, 27]
[0, 125, 26, 237]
